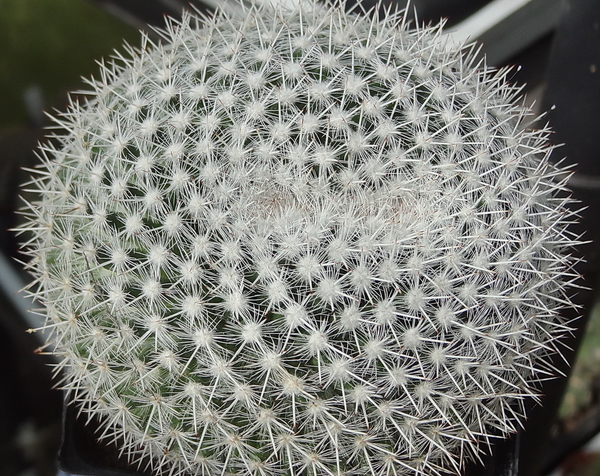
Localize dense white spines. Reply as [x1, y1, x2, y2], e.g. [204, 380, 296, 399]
[20, 1, 581, 476]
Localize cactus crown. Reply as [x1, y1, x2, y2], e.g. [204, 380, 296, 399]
[20, 1, 580, 475]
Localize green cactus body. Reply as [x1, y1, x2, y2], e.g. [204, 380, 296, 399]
[20, 1, 580, 475]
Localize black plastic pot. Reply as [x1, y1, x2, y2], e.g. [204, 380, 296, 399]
[58, 397, 152, 476]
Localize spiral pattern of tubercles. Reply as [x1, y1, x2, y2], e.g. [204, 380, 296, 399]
[20, 2, 580, 476]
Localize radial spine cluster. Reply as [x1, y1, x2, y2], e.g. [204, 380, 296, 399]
[20, 1, 580, 475]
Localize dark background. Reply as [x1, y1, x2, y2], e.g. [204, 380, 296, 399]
[1, 1, 599, 475]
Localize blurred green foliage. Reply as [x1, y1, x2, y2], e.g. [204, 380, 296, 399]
[0, 0, 137, 128]
[560, 300, 600, 421]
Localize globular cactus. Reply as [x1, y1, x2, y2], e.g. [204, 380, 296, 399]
[19, 1, 581, 475]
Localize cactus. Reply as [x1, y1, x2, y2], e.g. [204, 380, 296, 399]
[19, 1, 581, 475]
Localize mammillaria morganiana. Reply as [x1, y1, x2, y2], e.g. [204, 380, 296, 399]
[19, 1, 581, 475]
